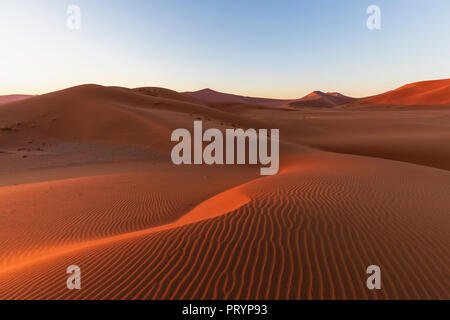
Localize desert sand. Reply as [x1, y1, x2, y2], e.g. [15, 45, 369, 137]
[0, 80, 449, 299]
[0, 94, 33, 105]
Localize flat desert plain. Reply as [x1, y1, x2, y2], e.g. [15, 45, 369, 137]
[0, 80, 449, 299]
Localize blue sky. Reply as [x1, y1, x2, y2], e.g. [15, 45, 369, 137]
[1, 0, 449, 98]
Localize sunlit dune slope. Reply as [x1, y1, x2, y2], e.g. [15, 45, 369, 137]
[0, 164, 259, 272]
[0, 151, 448, 299]
[343, 79, 450, 108]
[288, 91, 356, 108]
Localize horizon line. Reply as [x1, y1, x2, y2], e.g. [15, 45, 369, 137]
[2, 77, 449, 100]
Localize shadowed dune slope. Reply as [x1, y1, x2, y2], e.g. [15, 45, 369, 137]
[0, 94, 33, 104]
[133, 87, 206, 105]
[183, 88, 292, 107]
[0, 81, 449, 300]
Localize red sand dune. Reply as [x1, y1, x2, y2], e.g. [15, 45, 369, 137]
[0, 151, 448, 299]
[288, 91, 356, 108]
[0, 84, 261, 152]
[0, 94, 33, 104]
[184, 88, 356, 109]
[183, 88, 291, 107]
[133, 87, 206, 105]
[343, 79, 450, 108]
[0, 80, 449, 300]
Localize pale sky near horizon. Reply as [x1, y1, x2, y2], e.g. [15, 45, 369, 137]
[1, 0, 449, 98]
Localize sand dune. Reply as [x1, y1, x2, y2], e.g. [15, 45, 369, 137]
[0, 84, 264, 152]
[343, 79, 450, 108]
[0, 163, 258, 273]
[0, 150, 448, 299]
[0, 80, 449, 300]
[183, 88, 291, 107]
[183, 88, 356, 109]
[133, 87, 206, 105]
[0, 94, 33, 104]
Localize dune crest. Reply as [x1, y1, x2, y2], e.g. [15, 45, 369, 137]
[0, 174, 255, 276]
[343, 79, 450, 107]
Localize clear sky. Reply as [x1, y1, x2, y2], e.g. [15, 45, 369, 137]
[1, 0, 449, 98]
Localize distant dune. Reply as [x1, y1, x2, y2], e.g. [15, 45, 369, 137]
[0, 79, 449, 300]
[0, 84, 258, 151]
[343, 79, 450, 108]
[183, 88, 292, 107]
[288, 91, 357, 108]
[0, 94, 33, 104]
